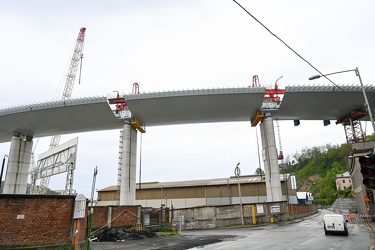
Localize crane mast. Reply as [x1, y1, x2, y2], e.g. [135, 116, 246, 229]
[37, 27, 86, 194]
[62, 27, 86, 100]
[49, 27, 86, 148]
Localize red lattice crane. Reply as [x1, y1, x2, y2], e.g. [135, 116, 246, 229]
[35, 27, 86, 194]
[50, 27, 86, 148]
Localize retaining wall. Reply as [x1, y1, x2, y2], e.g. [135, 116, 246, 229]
[173, 202, 317, 230]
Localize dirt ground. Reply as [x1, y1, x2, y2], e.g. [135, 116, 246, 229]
[91, 234, 238, 250]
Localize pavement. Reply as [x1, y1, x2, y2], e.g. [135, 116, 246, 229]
[367, 221, 375, 250]
[90, 216, 311, 250]
[91, 212, 375, 250]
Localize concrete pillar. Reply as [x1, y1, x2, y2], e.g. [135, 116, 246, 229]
[3, 135, 33, 194]
[107, 206, 112, 229]
[260, 115, 282, 202]
[351, 156, 370, 214]
[120, 123, 138, 205]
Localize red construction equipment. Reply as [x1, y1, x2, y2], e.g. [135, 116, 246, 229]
[336, 111, 367, 125]
[132, 82, 140, 94]
[108, 91, 127, 111]
[251, 75, 286, 126]
[336, 110, 368, 143]
[264, 81, 285, 103]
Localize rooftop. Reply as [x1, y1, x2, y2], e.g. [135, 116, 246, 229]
[97, 174, 290, 192]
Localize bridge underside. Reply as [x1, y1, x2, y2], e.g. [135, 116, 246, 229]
[0, 85, 374, 143]
[1, 85, 375, 203]
[271, 85, 375, 120]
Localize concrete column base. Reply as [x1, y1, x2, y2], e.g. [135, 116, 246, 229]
[119, 124, 138, 205]
[260, 116, 282, 202]
[3, 135, 33, 194]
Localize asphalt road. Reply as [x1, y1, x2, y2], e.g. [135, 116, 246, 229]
[91, 210, 374, 250]
[91, 234, 238, 250]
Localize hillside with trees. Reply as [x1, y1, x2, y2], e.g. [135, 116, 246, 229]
[282, 143, 352, 205]
[280, 133, 375, 204]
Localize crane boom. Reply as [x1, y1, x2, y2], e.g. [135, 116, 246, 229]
[34, 27, 86, 194]
[62, 27, 86, 101]
[49, 27, 86, 149]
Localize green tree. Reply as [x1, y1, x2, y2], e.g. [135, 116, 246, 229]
[285, 143, 350, 205]
[365, 133, 375, 141]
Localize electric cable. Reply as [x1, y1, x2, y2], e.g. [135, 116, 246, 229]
[232, 0, 363, 106]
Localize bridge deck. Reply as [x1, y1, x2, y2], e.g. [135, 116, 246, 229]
[0, 85, 374, 143]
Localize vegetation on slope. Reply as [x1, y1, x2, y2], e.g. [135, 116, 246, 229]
[281, 133, 374, 204]
[283, 143, 352, 204]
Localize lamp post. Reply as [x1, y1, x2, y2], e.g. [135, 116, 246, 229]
[161, 183, 165, 206]
[309, 67, 375, 133]
[91, 166, 98, 203]
[87, 166, 98, 250]
[234, 163, 244, 225]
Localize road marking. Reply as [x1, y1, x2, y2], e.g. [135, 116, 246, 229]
[212, 232, 267, 249]
[300, 233, 324, 246]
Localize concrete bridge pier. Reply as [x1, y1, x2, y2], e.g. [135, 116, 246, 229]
[2, 134, 33, 194]
[260, 115, 282, 202]
[119, 123, 138, 205]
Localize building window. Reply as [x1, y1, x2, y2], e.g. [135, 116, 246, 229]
[343, 186, 346, 189]
[342, 180, 346, 183]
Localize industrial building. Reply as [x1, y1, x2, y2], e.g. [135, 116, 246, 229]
[96, 174, 298, 209]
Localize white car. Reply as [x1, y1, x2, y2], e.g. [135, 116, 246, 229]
[323, 214, 349, 236]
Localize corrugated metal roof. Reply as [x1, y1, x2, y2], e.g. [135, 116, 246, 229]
[97, 174, 289, 192]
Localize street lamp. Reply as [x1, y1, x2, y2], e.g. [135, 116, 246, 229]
[234, 163, 244, 225]
[309, 67, 375, 133]
[161, 183, 165, 206]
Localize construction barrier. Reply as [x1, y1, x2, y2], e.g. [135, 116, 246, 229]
[343, 213, 375, 218]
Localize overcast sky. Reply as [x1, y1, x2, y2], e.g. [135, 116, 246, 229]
[0, 0, 374, 199]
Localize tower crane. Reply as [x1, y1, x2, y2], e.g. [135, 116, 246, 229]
[36, 27, 86, 194]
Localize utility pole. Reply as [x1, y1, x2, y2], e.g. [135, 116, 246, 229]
[87, 166, 98, 250]
[234, 163, 244, 225]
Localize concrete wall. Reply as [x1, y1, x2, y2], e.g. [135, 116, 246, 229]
[88, 202, 316, 232]
[0, 194, 87, 249]
[173, 202, 317, 230]
[350, 142, 375, 215]
[288, 204, 317, 219]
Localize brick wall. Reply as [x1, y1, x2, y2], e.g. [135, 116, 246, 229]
[92, 206, 109, 230]
[0, 194, 86, 248]
[111, 206, 140, 228]
[92, 206, 141, 231]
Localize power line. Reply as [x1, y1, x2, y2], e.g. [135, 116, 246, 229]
[232, 0, 362, 105]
